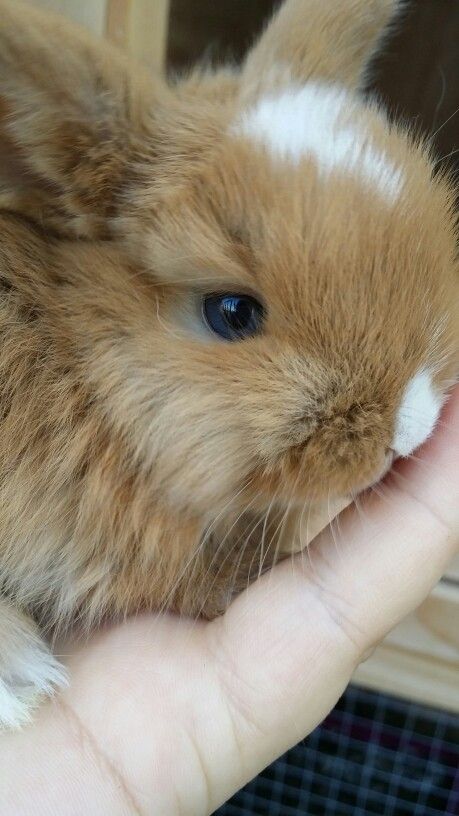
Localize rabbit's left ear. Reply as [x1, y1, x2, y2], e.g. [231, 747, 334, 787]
[240, 0, 402, 101]
[0, 0, 168, 238]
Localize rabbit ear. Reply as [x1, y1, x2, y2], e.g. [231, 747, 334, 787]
[0, 0, 167, 238]
[240, 0, 402, 100]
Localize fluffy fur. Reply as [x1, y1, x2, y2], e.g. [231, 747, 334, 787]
[0, 0, 458, 728]
[234, 83, 404, 201]
[392, 369, 444, 456]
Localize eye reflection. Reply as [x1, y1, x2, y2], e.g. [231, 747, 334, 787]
[202, 294, 264, 340]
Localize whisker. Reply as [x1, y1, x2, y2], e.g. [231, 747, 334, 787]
[430, 104, 459, 141]
[370, 481, 397, 509]
[193, 495, 263, 618]
[265, 468, 304, 595]
[327, 489, 343, 563]
[304, 504, 319, 578]
[434, 147, 459, 166]
[158, 478, 255, 615]
[154, 297, 186, 342]
[350, 490, 374, 536]
[265, 502, 294, 594]
[244, 512, 277, 594]
[298, 498, 314, 576]
[391, 465, 450, 499]
[432, 67, 447, 133]
[258, 490, 280, 580]
[368, 480, 435, 534]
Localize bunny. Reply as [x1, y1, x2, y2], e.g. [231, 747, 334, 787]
[0, 0, 457, 730]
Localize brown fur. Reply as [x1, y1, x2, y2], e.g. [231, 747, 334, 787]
[0, 0, 457, 722]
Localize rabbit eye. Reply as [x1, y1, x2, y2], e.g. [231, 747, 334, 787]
[202, 294, 264, 340]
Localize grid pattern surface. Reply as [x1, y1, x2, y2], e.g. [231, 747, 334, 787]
[216, 685, 459, 816]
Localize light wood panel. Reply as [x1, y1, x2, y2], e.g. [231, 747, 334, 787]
[29, 0, 170, 71]
[353, 581, 459, 712]
[105, 0, 170, 72]
[29, 0, 106, 36]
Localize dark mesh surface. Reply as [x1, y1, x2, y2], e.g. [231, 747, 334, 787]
[216, 685, 459, 815]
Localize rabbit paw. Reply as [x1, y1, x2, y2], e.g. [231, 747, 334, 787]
[0, 605, 67, 730]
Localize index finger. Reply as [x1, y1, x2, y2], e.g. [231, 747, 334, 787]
[213, 386, 459, 776]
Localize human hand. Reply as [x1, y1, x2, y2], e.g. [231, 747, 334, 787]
[2, 388, 458, 816]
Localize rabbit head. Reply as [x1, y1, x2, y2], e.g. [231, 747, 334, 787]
[0, 0, 457, 621]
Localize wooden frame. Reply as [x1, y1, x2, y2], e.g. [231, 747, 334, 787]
[30, 0, 171, 72]
[106, 0, 170, 72]
[354, 578, 459, 712]
[30, 0, 107, 37]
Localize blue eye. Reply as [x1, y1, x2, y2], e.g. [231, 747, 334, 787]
[202, 294, 264, 340]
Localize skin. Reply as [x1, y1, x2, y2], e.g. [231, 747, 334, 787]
[1, 387, 458, 816]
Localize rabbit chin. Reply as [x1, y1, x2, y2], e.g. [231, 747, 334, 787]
[353, 451, 395, 496]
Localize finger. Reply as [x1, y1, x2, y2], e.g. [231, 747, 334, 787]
[308, 383, 459, 642]
[210, 387, 459, 800]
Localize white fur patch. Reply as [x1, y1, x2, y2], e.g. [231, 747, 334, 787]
[0, 605, 68, 730]
[234, 83, 403, 201]
[392, 370, 443, 457]
[0, 649, 66, 731]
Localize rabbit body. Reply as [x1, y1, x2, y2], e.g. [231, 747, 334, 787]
[0, 0, 457, 727]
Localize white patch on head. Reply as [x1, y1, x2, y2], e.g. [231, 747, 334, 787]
[233, 82, 403, 201]
[392, 370, 443, 457]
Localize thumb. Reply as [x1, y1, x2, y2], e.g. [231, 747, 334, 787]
[209, 387, 459, 802]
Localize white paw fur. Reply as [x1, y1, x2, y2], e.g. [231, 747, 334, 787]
[0, 602, 67, 730]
